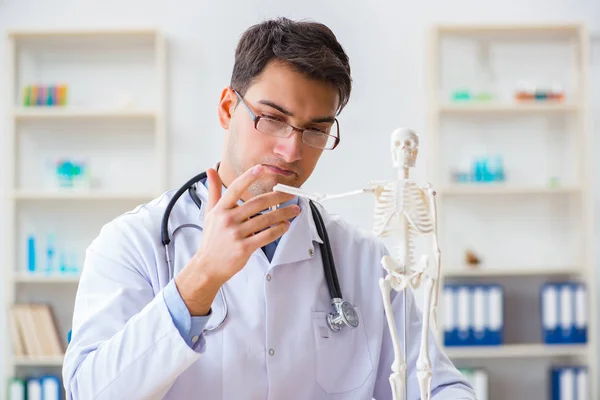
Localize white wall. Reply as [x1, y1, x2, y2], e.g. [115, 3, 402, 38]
[1, 0, 599, 394]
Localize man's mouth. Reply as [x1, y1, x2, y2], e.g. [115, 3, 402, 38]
[263, 164, 296, 177]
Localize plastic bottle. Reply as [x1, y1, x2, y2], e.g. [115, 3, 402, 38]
[46, 234, 56, 275]
[27, 235, 36, 273]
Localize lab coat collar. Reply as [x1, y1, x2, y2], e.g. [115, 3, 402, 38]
[192, 180, 324, 266]
[270, 195, 324, 267]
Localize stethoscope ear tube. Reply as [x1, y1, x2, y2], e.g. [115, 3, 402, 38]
[161, 171, 208, 246]
[309, 200, 342, 300]
[311, 200, 358, 331]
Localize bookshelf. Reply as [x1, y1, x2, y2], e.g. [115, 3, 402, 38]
[427, 23, 596, 399]
[3, 28, 167, 390]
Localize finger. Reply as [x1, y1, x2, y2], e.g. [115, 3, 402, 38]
[244, 220, 291, 250]
[238, 205, 300, 237]
[219, 165, 265, 208]
[235, 191, 296, 221]
[206, 168, 222, 212]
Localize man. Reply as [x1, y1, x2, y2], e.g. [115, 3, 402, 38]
[63, 17, 475, 399]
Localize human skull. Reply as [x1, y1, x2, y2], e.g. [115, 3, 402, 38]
[391, 128, 419, 168]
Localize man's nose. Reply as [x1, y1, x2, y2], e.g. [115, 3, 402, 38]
[274, 129, 303, 163]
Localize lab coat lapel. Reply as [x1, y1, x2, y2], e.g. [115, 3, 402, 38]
[194, 183, 208, 229]
[270, 197, 324, 267]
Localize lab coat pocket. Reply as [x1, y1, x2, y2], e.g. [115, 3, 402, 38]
[311, 308, 374, 394]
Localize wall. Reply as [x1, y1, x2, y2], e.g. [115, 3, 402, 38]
[1, 0, 599, 393]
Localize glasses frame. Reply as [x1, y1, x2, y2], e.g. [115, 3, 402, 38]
[233, 89, 340, 150]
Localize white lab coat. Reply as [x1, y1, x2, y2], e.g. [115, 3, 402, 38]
[63, 181, 475, 399]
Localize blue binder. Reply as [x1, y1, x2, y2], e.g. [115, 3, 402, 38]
[484, 284, 503, 346]
[26, 379, 41, 400]
[551, 366, 588, 400]
[443, 283, 504, 347]
[443, 284, 459, 346]
[573, 283, 587, 344]
[541, 282, 587, 345]
[40, 375, 61, 400]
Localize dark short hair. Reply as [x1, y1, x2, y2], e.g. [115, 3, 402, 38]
[230, 17, 352, 114]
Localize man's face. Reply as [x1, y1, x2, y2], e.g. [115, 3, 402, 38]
[218, 60, 340, 198]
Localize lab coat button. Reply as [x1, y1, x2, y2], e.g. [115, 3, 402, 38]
[192, 335, 199, 344]
[269, 348, 275, 356]
[266, 274, 271, 281]
[308, 248, 314, 257]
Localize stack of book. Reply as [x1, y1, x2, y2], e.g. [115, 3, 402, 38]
[9, 303, 64, 358]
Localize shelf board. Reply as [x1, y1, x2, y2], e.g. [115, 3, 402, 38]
[437, 184, 581, 196]
[14, 274, 80, 283]
[444, 266, 583, 278]
[445, 344, 588, 359]
[438, 102, 579, 114]
[13, 107, 158, 120]
[435, 23, 582, 36]
[8, 28, 159, 39]
[13, 355, 64, 367]
[13, 191, 156, 201]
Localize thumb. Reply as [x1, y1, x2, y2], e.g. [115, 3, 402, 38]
[206, 168, 222, 212]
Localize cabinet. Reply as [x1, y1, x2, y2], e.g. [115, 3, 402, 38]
[3, 28, 167, 389]
[427, 23, 595, 399]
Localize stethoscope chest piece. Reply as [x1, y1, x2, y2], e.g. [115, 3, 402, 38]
[327, 298, 359, 332]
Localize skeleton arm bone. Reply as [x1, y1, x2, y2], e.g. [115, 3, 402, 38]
[272, 183, 371, 202]
[273, 182, 389, 202]
[423, 184, 442, 338]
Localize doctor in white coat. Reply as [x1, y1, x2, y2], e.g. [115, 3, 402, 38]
[63, 17, 476, 400]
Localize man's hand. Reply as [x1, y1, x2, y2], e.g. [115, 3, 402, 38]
[175, 165, 299, 315]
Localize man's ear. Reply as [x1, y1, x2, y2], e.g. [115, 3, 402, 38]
[218, 87, 236, 130]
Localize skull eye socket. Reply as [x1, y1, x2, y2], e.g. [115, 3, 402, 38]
[394, 140, 401, 147]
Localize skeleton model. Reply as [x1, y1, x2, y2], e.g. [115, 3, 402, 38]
[274, 128, 441, 400]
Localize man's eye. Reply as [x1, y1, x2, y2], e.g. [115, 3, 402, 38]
[262, 114, 283, 122]
[309, 126, 329, 133]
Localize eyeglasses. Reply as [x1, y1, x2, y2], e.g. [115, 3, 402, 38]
[233, 89, 340, 150]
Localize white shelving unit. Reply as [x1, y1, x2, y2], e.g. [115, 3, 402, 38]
[445, 343, 589, 360]
[12, 275, 82, 284]
[12, 356, 65, 368]
[3, 28, 166, 389]
[438, 102, 580, 114]
[12, 191, 158, 201]
[444, 266, 584, 278]
[438, 184, 583, 195]
[13, 107, 159, 119]
[427, 24, 596, 399]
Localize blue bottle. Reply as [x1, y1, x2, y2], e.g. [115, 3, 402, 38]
[482, 157, 492, 182]
[27, 235, 36, 273]
[472, 158, 484, 182]
[70, 252, 80, 275]
[496, 155, 505, 182]
[60, 252, 68, 274]
[46, 234, 56, 275]
[487, 155, 505, 182]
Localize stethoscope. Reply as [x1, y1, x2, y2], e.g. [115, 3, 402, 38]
[160, 170, 359, 334]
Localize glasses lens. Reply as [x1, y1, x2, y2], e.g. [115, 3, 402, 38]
[303, 131, 337, 149]
[256, 118, 290, 137]
[256, 117, 338, 150]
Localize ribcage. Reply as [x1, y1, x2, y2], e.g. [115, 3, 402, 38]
[372, 180, 434, 266]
